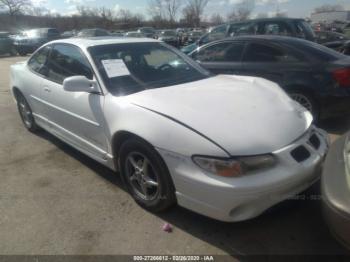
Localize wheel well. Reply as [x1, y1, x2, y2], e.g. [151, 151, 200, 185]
[12, 87, 22, 101]
[286, 86, 315, 97]
[111, 131, 154, 167]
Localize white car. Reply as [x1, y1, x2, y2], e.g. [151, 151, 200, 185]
[10, 37, 329, 222]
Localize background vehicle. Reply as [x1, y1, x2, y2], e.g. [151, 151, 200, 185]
[182, 18, 316, 54]
[156, 30, 179, 47]
[322, 132, 350, 250]
[189, 36, 350, 120]
[182, 30, 205, 46]
[124, 31, 145, 38]
[0, 32, 16, 56]
[316, 31, 350, 52]
[61, 30, 78, 38]
[110, 31, 125, 37]
[10, 37, 328, 222]
[14, 28, 60, 56]
[77, 28, 110, 37]
[137, 27, 156, 38]
[316, 31, 349, 44]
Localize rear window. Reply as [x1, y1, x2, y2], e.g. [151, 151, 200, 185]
[288, 40, 346, 62]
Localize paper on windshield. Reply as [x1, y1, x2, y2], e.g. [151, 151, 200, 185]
[101, 59, 130, 78]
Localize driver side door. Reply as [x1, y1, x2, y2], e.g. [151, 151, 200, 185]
[41, 44, 108, 161]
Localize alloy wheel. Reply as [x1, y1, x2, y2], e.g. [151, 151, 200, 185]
[18, 97, 33, 128]
[125, 152, 160, 201]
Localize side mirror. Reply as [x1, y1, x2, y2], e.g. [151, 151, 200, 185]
[63, 76, 100, 94]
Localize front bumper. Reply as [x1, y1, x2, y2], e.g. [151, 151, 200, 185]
[322, 133, 350, 249]
[158, 126, 329, 222]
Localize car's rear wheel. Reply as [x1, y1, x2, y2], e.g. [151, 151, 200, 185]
[16, 92, 39, 132]
[289, 92, 319, 121]
[18, 50, 27, 56]
[119, 138, 176, 212]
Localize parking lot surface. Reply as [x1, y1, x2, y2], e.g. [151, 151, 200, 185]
[0, 56, 349, 258]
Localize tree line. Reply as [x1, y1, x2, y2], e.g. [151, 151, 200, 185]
[0, 0, 345, 33]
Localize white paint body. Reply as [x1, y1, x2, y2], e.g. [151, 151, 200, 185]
[10, 38, 329, 222]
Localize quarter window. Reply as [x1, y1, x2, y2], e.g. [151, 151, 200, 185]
[47, 44, 93, 84]
[28, 46, 51, 75]
[196, 42, 244, 62]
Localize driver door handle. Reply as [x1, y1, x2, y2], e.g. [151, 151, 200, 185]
[43, 86, 51, 93]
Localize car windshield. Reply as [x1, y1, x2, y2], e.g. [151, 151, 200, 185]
[89, 42, 210, 96]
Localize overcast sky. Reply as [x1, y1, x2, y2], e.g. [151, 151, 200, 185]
[31, 0, 350, 19]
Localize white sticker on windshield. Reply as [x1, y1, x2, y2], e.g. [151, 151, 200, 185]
[101, 59, 130, 78]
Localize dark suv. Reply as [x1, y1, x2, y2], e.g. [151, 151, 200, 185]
[14, 28, 60, 56]
[182, 18, 316, 54]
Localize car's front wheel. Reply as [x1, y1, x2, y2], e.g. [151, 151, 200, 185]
[119, 138, 176, 212]
[16, 92, 39, 132]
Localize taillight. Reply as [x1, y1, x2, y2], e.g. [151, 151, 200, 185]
[333, 68, 350, 88]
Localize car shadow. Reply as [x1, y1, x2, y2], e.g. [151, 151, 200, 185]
[33, 130, 126, 192]
[32, 129, 350, 260]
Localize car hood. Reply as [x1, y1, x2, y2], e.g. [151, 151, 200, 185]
[127, 75, 312, 156]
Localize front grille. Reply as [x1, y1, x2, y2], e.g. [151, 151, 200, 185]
[309, 134, 320, 150]
[291, 146, 311, 163]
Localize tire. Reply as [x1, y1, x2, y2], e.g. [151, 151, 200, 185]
[16, 92, 40, 132]
[18, 51, 27, 56]
[289, 92, 319, 122]
[119, 138, 176, 212]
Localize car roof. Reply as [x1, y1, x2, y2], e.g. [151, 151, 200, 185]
[49, 37, 160, 49]
[209, 35, 310, 43]
[227, 17, 305, 24]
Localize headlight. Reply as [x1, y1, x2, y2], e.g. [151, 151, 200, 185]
[192, 155, 276, 177]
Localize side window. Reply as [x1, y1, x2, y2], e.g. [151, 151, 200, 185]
[28, 46, 50, 75]
[261, 22, 292, 36]
[243, 43, 300, 63]
[47, 44, 93, 84]
[230, 23, 255, 36]
[195, 42, 244, 62]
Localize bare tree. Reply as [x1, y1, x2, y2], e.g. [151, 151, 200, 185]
[148, 0, 164, 20]
[210, 13, 223, 25]
[148, 0, 181, 24]
[256, 12, 268, 19]
[164, 0, 182, 22]
[118, 8, 133, 23]
[314, 4, 344, 13]
[182, 0, 209, 27]
[227, 0, 254, 22]
[27, 6, 48, 16]
[0, 0, 31, 16]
